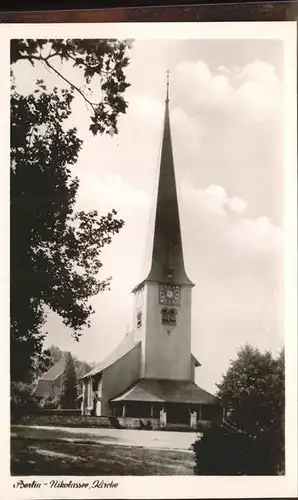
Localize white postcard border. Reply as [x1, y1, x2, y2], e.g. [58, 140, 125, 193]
[0, 20, 297, 499]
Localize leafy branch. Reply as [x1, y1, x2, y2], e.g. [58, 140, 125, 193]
[11, 38, 132, 135]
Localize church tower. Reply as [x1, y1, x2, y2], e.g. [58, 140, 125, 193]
[81, 74, 220, 422]
[132, 73, 195, 381]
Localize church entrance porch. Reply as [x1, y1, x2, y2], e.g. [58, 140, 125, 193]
[112, 401, 161, 419]
[165, 403, 190, 425]
[110, 378, 222, 429]
[111, 401, 218, 429]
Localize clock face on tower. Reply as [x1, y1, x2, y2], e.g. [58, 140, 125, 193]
[159, 284, 181, 306]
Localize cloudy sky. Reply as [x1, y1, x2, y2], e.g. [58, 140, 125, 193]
[13, 37, 285, 393]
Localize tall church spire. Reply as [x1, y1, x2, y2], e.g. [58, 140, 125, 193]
[166, 68, 170, 103]
[143, 72, 194, 287]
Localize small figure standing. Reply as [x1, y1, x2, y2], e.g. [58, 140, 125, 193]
[190, 409, 197, 428]
[160, 407, 167, 428]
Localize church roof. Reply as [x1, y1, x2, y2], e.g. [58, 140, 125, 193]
[133, 77, 194, 292]
[39, 358, 65, 381]
[81, 334, 140, 379]
[110, 378, 220, 405]
[34, 358, 65, 398]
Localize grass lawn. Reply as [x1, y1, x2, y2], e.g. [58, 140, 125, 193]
[11, 438, 195, 475]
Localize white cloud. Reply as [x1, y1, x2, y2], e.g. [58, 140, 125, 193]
[182, 183, 248, 218]
[181, 182, 282, 254]
[238, 60, 280, 88]
[175, 60, 233, 107]
[74, 169, 150, 222]
[85, 174, 150, 212]
[237, 80, 281, 120]
[205, 184, 226, 197]
[128, 94, 164, 126]
[229, 196, 248, 213]
[217, 65, 230, 75]
[182, 183, 227, 216]
[175, 58, 282, 120]
[229, 216, 283, 253]
[177, 60, 212, 88]
[171, 107, 207, 144]
[210, 74, 232, 98]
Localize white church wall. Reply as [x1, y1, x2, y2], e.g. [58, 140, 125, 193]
[143, 282, 192, 380]
[101, 343, 141, 415]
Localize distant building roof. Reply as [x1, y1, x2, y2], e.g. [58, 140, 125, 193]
[110, 379, 220, 405]
[40, 358, 65, 381]
[33, 358, 65, 398]
[34, 379, 53, 398]
[81, 335, 141, 379]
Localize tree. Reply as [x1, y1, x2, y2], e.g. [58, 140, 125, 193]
[11, 39, 131, 135]
[47, 345, 64, 365]
[59, 352, 78, 409]
[11, 39, 131, 383]
[216, 344, 285, 473]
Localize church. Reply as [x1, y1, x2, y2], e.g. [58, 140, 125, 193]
[81, 78, 221, 429]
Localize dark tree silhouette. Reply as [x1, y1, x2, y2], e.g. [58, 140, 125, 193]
[216, 345, 285, 443]
[193, 345, 285, 475]
[59, 352, 78, 409]
[10, 39, 131, 383]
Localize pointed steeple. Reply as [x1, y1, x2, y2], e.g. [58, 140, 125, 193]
[143, 72, 194, 287]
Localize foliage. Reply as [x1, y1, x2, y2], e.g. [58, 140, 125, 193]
[48, 345, 65, 364]
[216, 345, 285, 439]
[11, 50, 126, 382]
[193, 346, 285, 475]
[59, 353, 78, 409]
[192, 423, 280, 475]
[11, 381, 39, 423]
[193, 345, 285, 475]
[193, 425, 244, 475]
[39, 395, 60, 410]
[34, 348, 56, 379]
[139, 419, 152, 430]
[11, 38, 131, 135]
[108, 416, 124, 429]
[46, 345, 93, 379]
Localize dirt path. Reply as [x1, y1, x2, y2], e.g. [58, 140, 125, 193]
[12, 425, 199, 451]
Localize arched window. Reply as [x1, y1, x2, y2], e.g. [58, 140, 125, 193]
[169, 308, 177, 326]
[137, 310, 142, 328]
[161, 307, 169, 325]
[161, 307, 177, 326]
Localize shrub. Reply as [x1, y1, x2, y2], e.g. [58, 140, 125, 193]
[11, 382, 38, 423]
[193, 424, 281, 475]
[196, 421, 212, 433]
[139, 419, 152, 430]
[39, 395, 60, 410]
[216, 345, 285, 474]
[109, 416, 123, 429]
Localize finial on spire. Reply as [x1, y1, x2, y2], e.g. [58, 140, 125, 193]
[166, 69, 170, 103]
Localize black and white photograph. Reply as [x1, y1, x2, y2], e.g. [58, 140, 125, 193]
[1, 20, 297, 499]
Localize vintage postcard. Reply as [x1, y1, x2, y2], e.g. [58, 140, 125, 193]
[0, 20, 297, 499]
